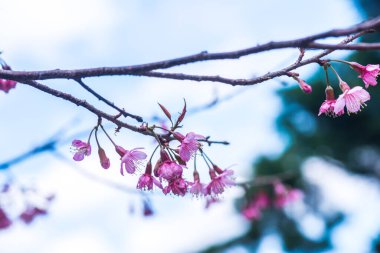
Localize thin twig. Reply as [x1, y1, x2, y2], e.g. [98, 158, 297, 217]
[75, 78, 143, 122]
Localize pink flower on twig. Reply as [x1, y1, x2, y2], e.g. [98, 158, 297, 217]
[189, 170, 206, 197]
[334, 82, 370, 114]
[174, 132, 204, 162]
[273, 181, 303, 208]
[156, 161, 183, 181]
[241, 192, 270, 220]
[350, 62, 380, 88]
[137, 162, 162, 190]
[163, 177, 188, 196]
[206, 168, 235, 196]
[119, 147, 147, 175]
[71, 140, 91, 161]
[318, 86, 344, 117]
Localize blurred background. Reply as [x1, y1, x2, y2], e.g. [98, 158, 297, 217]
[0, 0, 379, 252]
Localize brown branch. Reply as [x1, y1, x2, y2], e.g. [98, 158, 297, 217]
[131, 31, 369, 86]
[75, 78, 143, 122]
[19, 79, 149, 135]
[0, 17, 379, 82]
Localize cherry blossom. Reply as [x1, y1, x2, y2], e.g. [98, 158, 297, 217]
[334, 82, 370, 114]
[318, 86, 344, 117]
[71, 139, 91, 161]
[174, 132, 204, 162]
[137, 162, 162, 190]
[163, 177, 188, 196]
[273, 181, 303, 208]
[350, 62, 380, 88]
[206, 168, 235, 196]
[156, 161, 183, 181]
[241, 192, 270, 220]
[189, 170, 206, 197]
[119, 148, 147, 175]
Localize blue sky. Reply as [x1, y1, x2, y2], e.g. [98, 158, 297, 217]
[1, 1, 378, 253]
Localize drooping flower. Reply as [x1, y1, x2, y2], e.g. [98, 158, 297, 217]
[189, 170, 206, 197]
[293, 76, 312, 94]
[206, 168, 235, 196]
[98, 147, 110, 169]
[156, 161, 183, 181]
[174, 132, 204, 162]
[163, 177, 188, 196]
[137, 162, 162, 190]
[350, 62, 380, 88]
[71, 139, 91, 161]
[119, 147, 147, 175]
[273, 181, 303, 208]
[241, 191, 270, 220]
[334, 81, 370, 114]
[318, 86, 344, 117]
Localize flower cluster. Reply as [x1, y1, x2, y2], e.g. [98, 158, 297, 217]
[308, 61, 378, 117]
[0, 183, 54, 229]
[71, 103, 235, 199]
[241, 181, 302, 221]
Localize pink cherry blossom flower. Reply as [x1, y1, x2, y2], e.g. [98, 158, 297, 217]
[273, 181, 303, 208]
[98, 147, 110, 169]
[318, 86, 344, 117]
[71, 139, 91, 161]
[137, 162, 162, 190]
[119, 148, 147, 175]
[137, 174, 162, 190]
[174, 132, 204, 162]
[189, 170, 206, 197]
[206, 169, 235, 196]
[350, 62, 380, 88]
[163, 177, 188, 196]
[157, 161, 183, 181]
[334, 82, 370, 114]
[241, 192, 270, 220]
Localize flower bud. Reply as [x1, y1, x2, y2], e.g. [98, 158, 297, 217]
[115, 145, 126, 157]
[297, 78, 312, 94]
[325, 86, 335, 101]
[98, 147, 110, 169]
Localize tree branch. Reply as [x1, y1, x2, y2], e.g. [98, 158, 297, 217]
[131, 31, 368, 86]
[0, 17, 379, 82]
[75, 78, 143, 122]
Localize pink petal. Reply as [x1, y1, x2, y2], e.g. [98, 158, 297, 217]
[334, 94, 346, 114]
[345, 94, 361, 113]
[73, 152, 85, 161]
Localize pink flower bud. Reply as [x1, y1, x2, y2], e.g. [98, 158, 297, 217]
[115, 145, 126, 157]
[297, 78, 312, 94]
[98, 147, 110, 169]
